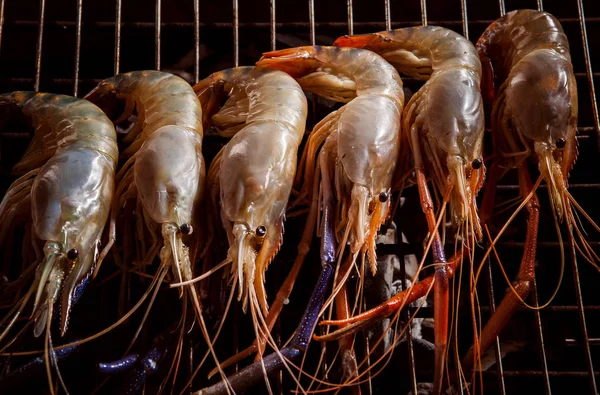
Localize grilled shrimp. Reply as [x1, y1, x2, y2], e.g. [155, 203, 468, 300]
[193, 66, 306, 320]
[254, 45, 404, 387]
[456, 9, 594, 381]
[84, 71, 209, 369]
[0, 92, 117, 388]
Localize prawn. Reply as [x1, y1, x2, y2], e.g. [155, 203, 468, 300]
[458, 9, 598, 386]
[185, 66, 307, 391]
[0, 92, 118, 392]
[83, 70, 216, 386]
[321, 26, 485, 393]
[249, 46, 405, 390]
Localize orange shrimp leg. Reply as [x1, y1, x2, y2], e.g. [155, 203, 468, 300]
[461, 164, 539, 372]
[315, 249, 465, 342]
[415, 167, 451, 395]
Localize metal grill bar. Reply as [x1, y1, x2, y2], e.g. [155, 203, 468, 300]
[577, 0, 600, 151]
[0, 0, 598, 393]
[384, 0, 390, 31]
[194, 0, 200, 83]
[346, 0, 353, 36]
[34, 0, 46, 91]
[531, 279, 551, 394]
[233, 0, 238, 67]
[270, 0, 276, 51]
[0, 0, 5, 55]
[420, 0, 427, 26]
[114, 0, 122, 75]
[7, 18, 600, 28]
[155, 0, 161, 70]
[308, 0, 315, 46]
[73, 0, 83, 96]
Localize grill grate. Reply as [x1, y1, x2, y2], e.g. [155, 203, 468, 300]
[0, 0, 599, 394]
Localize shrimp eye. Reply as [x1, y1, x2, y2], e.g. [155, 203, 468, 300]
[67, 248, 79, 260]
[471, 158, 483, 170]
[556, 138, 566, 149]
[180, 223, 193, 235]
[256, 226, 267, 237]
[378, 192, 389, 203]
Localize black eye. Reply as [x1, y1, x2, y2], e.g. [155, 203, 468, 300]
[67, 248, 79, 260]
[256, 226, 267, 237]
[180, 223, 193, 235]
[471, 158, 483, 170]
[378, 192, 389, 203]
[556, 138, 566, 149]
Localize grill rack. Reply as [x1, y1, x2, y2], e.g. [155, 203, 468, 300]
[0, 0, 599, 394]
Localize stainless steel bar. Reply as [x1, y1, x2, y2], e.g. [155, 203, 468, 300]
[459, 0, 468, 39]
[483, 371, 600, 377]
[34, 0, 46, 91]
[531, 279, 551, 394]
[114, 0, 122, 75]
[308, 0, 315, 45]
[270, 0, 276, 51]
[576, 0, 600, 152]
[420, 0, 427, 26]
[486, 259, 507, 395]
[347, 0, 353, 35]
[0, 0, 5, 55]
[568, 227, 598, 392]
[8, 17, 600, 29]
[155, 0, 161, 70]
[537, 0, 544, 11]
[498, 0, 505, 17]
[384, 0, 391, 30]
[73, 0, 83, 97]
[194, 0, 200, 83]
[233, 0, 238, 67]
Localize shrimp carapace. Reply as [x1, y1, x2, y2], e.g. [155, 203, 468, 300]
[0, 92, 118, 391]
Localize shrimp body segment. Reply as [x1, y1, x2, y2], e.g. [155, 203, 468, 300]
[194, 66, 307, 316]
[0, 92, 117, 342]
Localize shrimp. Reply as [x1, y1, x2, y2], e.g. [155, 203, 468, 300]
[0, 92, 117, 391]
[187, 67, 307, 389]
[457, 9, 595, 381]
[247, 46, 404, 389]
[83, 71, 213, 384]
[317, 26, 485, 393]
[193, 66, 306, 317]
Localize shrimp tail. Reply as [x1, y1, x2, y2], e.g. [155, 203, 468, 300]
[259, 47, 322, 78]
[332, 33, 383, 48]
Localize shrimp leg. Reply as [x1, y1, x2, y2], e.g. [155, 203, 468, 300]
[315, 249, 465, 340]
[461, 164, 540, 373]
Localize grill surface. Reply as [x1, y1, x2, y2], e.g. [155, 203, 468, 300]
[0, 0, 599, 394]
